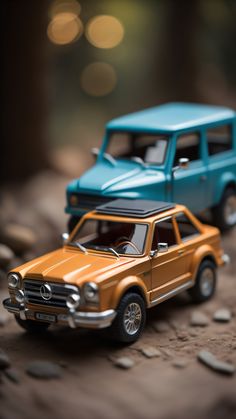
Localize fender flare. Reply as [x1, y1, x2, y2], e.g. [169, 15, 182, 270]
[190, 245, 217, 283]
[110, 276, 149, 308]
[215, 172, 236, 205]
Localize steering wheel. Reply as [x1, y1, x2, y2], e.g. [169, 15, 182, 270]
[114, 236, 130, 247]
[116, 240, 141, 254]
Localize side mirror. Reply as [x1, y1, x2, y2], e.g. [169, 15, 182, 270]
[61, 232, 69, 245]
[178, 157, 189, 170]
[150, 242, 168, 257]
[91, 147, 100, 159]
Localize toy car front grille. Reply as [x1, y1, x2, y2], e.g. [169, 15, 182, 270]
[24, 280, 79, 309]
[77, 194, 113, 210]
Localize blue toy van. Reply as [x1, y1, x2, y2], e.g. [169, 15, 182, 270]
[66, 103, 236, 231]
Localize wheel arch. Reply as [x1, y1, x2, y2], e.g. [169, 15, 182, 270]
[215, 173, 236, 205]
[110, 276, 149, 309]
[190, 246, 217, 283]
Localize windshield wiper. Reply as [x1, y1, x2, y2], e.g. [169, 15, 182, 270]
[91, 245, 119, 258]
[131, 156, 146, 167]
[68, 241, 87, 253]
[103, 153, 117, 167]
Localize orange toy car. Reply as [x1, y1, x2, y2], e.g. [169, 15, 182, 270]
[3, 199, 229, 343]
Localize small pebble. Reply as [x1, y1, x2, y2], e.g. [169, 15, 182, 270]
[0, 312, 11, 327]
[213, 309, 232, 323]
[198, 350, 235, 375]
[0, 349, 11, 370]
[153, 320, 170, 333]
[140, 346, 161, 359]
[0, 244, 14, 268]
[172, 358, 188, 369]
[26, 360, 62, 379]
[161, 348, 173, 358]
[4, 368, 20, 383]
[190, 311, 209, 327]
[114, 357, 135, 370]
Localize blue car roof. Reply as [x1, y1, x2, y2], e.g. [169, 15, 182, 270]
[106, 103, 235, 133]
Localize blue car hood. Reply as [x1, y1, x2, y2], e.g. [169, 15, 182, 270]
[76, 161, 165, 197]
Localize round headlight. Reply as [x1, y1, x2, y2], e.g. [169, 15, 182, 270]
[66, 293, 80, 310]
[84, 282, 99, 303]
[69, 194, 79, 207]
[8, 273, 20, 289]
[15, 290, 25, 304]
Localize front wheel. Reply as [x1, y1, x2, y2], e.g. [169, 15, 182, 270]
[188, 259, 216, 303]
[15, 316, 50, 333]
[109, 293, 146, 343]
[211, 188, 236, 231]
[68, 215, 81, 233]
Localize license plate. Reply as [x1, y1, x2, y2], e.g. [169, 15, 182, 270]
[36, 313, 56, 323]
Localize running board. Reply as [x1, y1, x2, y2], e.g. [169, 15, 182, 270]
[150, 280, 194, 307]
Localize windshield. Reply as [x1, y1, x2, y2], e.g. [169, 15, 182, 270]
[69, 219, 148, 256]
[106, 132, 169, 165]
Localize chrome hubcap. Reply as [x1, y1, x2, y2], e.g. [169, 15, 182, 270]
[123, 302, 142, 335]
[224, 195, 236, 226]
[200, 267, 214, 297]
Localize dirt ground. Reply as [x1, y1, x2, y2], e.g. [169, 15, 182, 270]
[0, 172, 236, 419]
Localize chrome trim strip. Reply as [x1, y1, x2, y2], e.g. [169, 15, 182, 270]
[150, 280, 194, 307]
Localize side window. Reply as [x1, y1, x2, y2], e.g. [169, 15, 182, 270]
[176, 213, 200, 241]
[151, 218, 177, 250]
[174, 132, 200, 166]
[207, 124, 232, 156]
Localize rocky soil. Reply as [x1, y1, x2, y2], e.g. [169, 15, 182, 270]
[0, 170, 236, 419]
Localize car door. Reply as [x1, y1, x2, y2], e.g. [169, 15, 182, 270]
[172, 131, 208, 213]
[150, 216, 190, 303]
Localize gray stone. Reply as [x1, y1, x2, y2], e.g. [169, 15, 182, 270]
[0, 244, 14, 267]
[213, 308, 232, 323]
[26, 360, 62, 379]
[140, 346, 161, 358]
[172, 358, 188, 369]
[114, 357, 135, 370]
[0, 312, 11, 327]
[0, 224, 37, 253]
[190, 311, 209, 327]
[0, 349, 11, 370]
[198, 350, 235, 375]
[153, 320, 170, 333]
[4, 368, 20, 383]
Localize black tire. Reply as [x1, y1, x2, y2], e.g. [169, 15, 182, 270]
[15, 315, 50, 333]
[211, 188, 236, 231]
[188, 259, 216, 303]
[68, 215, 81, 233]
[109, 292, 146, 343]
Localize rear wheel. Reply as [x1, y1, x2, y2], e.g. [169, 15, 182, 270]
[15, 316, 50, 333]
[109, 292, 146, 343]
[188, 259, 216, 303]
[68, 215, 81, 233]
[212, 188, 236, 231]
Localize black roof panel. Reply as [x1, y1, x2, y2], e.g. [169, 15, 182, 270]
[96, 199, 175, 218]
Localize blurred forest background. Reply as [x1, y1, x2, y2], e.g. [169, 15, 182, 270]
[2, 0, 236, 182]
[1, 0, 236, 255]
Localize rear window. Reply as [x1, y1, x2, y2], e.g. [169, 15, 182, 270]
[207, 124, 232, 156]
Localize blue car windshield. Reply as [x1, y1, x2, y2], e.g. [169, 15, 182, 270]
[106, 132, 169, 165]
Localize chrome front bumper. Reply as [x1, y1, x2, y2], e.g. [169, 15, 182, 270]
[3, 298, 116, 329]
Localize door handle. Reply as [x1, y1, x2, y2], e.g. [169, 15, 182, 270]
[200, 175, 207, 182]
[178, 249, 185, 256]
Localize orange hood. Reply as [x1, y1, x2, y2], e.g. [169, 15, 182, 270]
[18, 248, 134, 286]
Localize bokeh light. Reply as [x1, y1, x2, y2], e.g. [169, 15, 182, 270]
[49, 0, 81, 19]
[85, 15, 124, 49]
[47, 12, 83, 45]
[80, 62, 117, 96]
